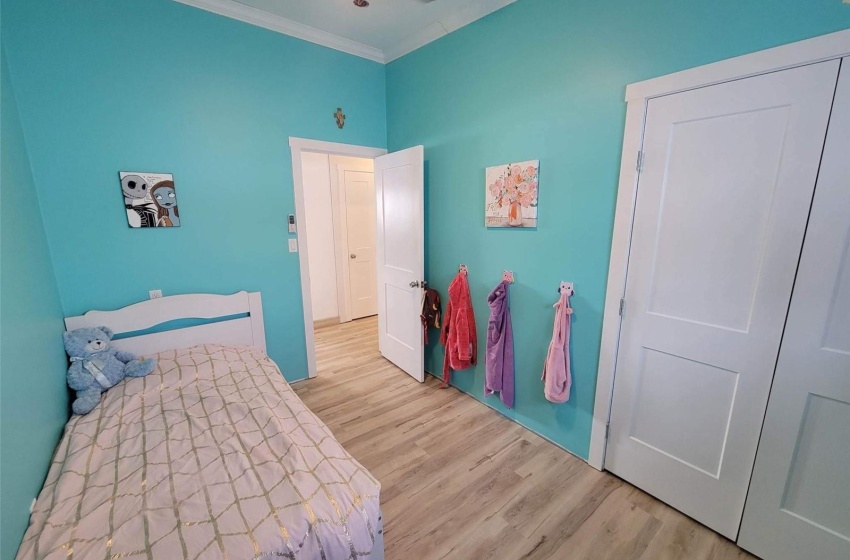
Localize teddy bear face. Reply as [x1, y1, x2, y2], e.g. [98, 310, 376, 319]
[63, 326, 115, 358]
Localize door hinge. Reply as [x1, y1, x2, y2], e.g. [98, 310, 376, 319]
[618, 298, 625, 317]
[605, 422, 611, 440]
[636, 150, 643, 172]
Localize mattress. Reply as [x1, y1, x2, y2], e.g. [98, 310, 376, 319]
[17, 344, 382, 560]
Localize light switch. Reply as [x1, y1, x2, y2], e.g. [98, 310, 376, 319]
[149, 289, 163, 300]
[288, 239, 298, 253]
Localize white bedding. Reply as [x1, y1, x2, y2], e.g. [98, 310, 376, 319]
[17, 344, 382, 560]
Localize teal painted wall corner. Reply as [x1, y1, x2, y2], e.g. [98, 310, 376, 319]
[0, 45, 71, 559]
[387, 0, 850, 459]
[2, 0, 388, 384]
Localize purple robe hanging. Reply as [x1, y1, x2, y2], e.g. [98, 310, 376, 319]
[485, 280, 514, 408]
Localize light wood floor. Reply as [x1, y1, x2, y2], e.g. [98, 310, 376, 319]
[294, 317, 757, 560]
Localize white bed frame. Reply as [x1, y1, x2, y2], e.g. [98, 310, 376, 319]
[64, 291, 266, 356]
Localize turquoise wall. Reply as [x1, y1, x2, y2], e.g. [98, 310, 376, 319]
[386, 0, 850, 459]
[2, 0, 387, 383]
[0, 47, 70, 559]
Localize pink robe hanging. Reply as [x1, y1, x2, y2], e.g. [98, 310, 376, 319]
[440, 272, 477, 387]
[542, 290, 572, 403]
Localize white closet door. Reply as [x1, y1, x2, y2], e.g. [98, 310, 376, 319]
[737, 59, 850, 560]
[605, 60, 840, 539]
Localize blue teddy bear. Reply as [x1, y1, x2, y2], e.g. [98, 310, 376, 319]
[63, 326, 157, 414]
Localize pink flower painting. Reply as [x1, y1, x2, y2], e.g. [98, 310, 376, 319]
[485, 160, 539, 228]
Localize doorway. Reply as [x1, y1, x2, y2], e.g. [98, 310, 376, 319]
[289, 138, 425, 382]
[301, 152, 377, 325]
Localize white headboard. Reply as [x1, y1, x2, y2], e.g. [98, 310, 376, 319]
[64, 291, 266, 356]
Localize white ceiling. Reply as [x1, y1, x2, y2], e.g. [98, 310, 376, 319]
[175, 0, 517, 63]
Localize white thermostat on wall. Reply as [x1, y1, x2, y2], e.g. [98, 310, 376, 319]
[288, 214, 296, 233]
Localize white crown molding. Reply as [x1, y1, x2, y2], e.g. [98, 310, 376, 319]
[439, 0, 517, 35]
[384, 0, 518, 62]
[173, 0, 385, 63]
[174, 0, 518, 65]
[382, 21, 449, 64]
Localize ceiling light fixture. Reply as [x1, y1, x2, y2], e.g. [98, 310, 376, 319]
[353, 0, 369, 7]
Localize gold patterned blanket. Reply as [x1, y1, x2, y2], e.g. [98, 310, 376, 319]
[17, 345, 382, 560]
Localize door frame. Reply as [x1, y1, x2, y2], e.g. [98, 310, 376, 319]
[289, 137, 387, 379]
[589, 28, 850, 470]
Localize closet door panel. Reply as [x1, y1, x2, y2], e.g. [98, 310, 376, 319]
[605, 59, 840, 539]
[738, 58, 850, 560]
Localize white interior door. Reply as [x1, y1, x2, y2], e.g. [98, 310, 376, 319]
[737, 59, 850, 560]
[330, 155, 374, 324]
[341, 170, 378, 319]
[605, 60, 840, 539]
[375, 146, 424, 382]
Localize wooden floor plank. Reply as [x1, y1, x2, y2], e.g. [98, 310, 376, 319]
[294, 316, 756, 560]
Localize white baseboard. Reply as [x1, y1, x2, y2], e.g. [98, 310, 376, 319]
[313, 316, 340, 329]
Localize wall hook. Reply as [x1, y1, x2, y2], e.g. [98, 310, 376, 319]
[458, 264, 468, 275]
[559, 281, 574, 296]
[502, 270, 515, 284]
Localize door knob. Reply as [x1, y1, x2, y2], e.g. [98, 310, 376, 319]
[409, 280, 421, 288]
[350, 253, 356, 259]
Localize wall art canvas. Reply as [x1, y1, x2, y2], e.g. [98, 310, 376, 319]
[485, 160, 539, 228]
[119, 172, 180, 228]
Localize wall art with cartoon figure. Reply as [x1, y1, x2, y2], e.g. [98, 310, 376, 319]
[119, 172, 181, 228]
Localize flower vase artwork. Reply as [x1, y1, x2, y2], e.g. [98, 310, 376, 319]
[485, 160, 539, 228]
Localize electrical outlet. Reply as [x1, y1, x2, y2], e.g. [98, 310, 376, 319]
[149, 289, 163, 300]
[288, 239, 298, 253]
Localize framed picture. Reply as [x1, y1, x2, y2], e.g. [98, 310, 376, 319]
[485, 160, 539, 228]
[119, 172, 180, 228]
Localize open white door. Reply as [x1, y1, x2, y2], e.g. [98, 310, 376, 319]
[737, 59, 850, 560]
[375, 146, 424, 382]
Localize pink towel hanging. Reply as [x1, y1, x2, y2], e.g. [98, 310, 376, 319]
[542, 285, 572, 403]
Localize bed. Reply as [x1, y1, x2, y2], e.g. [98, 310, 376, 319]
[17, 291, 383, 560]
